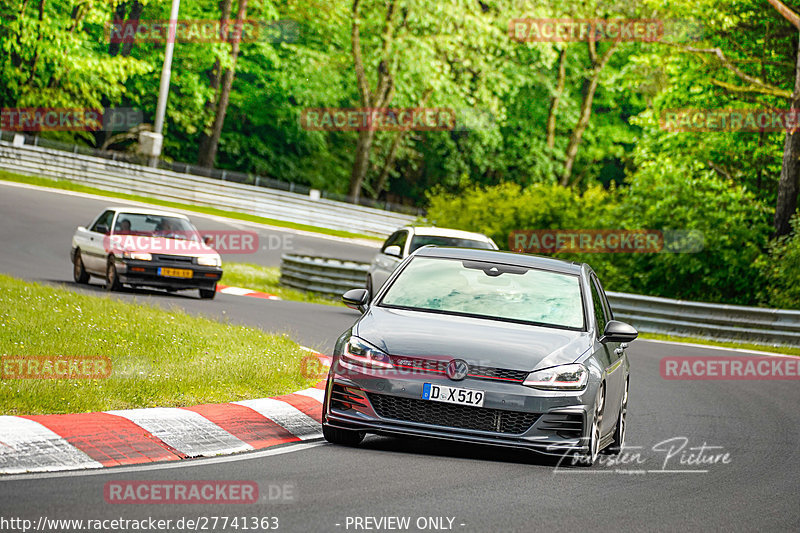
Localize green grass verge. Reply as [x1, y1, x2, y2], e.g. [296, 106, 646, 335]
[0, 274, 319, 415]
[0, 169, 383, 241]
[223, 262, 344, 307]
[640, 332, 800, 357]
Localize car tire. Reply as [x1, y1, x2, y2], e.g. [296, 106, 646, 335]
[602, 378, 628, 456]
[199, 284, 217, 300]
[105, 259, 122, 292]
[73, 251, 90, 284]
[579, 385, 605, 467]
[322, 424, 365, 447]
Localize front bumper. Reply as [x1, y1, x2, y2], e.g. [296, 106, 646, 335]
[322, 359, 597, 457]
[115, 258, 222, 290]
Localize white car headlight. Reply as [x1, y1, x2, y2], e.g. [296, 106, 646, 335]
[523, 363, 588, 390]
[122, 251, 152, 261]
[341, 337, 393, 369]
[197, 255, 221, 267]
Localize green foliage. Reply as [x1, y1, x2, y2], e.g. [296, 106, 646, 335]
[591, 153, 771, 304]
[0, 0, 797, 306]
[426, 153, 773, 306]
[758, 216, 800, 310]
[426, 182, 617, 249]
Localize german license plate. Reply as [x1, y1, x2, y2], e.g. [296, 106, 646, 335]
[422, 383, 484, 407]
[158, 267, 193, 278]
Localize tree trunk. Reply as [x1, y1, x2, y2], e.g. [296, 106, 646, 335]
[371, 88, 431, 198]
[774, 31, 800, 237]
[560, 42, 617, 187]
[350, 128, 376, 200]
[198, 0, 233, 163]
[547, 48, 567, 149]
[198, 0, 246, 168]
[120, 1, 143, 57]
[349, 0, 399, 202]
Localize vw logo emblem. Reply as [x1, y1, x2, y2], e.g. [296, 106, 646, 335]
[446, 359, 469, 381]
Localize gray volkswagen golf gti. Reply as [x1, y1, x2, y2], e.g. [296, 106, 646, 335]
[321, 247, 638, 465]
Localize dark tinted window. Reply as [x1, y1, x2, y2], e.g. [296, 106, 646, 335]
[590, 277, 608, 337]
[408, 235, 494, 254]
[382, 230, 408, 254]
[90, 210, 114, 233]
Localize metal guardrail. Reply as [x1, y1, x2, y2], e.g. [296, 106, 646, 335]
[0, 131, 426, 216]
[606, 292, 800, 347]
[280, 254, 369, 295]
[279, 254, 800, 347]
[0, 140, 417, 236]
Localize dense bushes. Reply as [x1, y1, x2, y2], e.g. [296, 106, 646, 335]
[758, 216, 800, 309]
[425, 156, 783, 307]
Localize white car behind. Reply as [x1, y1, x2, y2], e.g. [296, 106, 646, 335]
[366, 226, 498, 297]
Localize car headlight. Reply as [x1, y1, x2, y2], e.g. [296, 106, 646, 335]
[341, 337, 393, 369]
[122, 251, 152, 261]
[197, 255, 221, 267]
[523, 363, 588, 390]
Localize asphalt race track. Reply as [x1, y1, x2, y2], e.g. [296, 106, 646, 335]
[1, 183, 799, 531]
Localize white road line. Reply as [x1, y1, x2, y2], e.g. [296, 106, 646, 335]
[104, 408, 253, 458]
[235, 398, 322, 440]
[0, 441, 326, 481]
[639, 338, 797, 358]
[0, 417, 103, 475]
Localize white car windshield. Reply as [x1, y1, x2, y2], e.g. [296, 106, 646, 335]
[380, 256, 585, 330]
[408, 235, 494, 254]
[113, 214, 200, 241]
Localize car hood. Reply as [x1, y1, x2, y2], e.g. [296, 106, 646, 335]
[354, 306, 594, 372]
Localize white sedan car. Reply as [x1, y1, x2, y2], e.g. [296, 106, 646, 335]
[366, 226, 498, 296]
[70, 207, 222, 299]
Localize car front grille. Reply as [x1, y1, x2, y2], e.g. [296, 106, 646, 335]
[153, 254, 195, 264]
[537, 412, 584, 439]
[366, 393, 539, 435]
[330, 383, 368, 411]
[388, 356, 528, 383]
[468, 365, 528, 382]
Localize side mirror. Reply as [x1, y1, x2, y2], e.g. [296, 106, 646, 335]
[600, 320, 638, 344]
[342, 288, 370, 313]
[95, 224, 109, 235]
[383, 245, 402, 258]
[203, 235, 214, 246]
[77, 226, 86, 232]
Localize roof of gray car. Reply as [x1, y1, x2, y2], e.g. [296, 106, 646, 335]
[413, 246, 585, 275]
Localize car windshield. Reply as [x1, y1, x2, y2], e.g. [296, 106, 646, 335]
[408, 235, 494, 254]
[380, 256, 585, 330]
[113, 213, 200, 241]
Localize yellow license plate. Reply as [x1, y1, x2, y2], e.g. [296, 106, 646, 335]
[159, 267, 193, 278]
